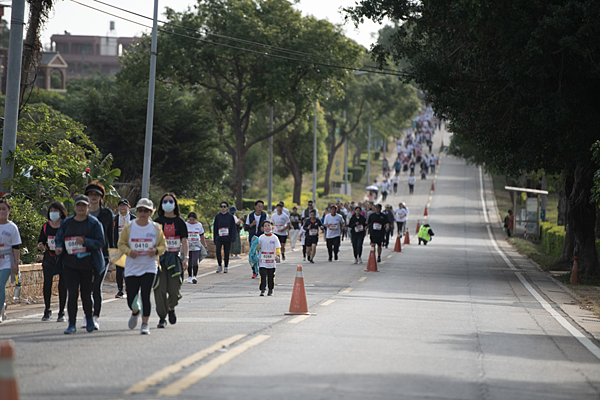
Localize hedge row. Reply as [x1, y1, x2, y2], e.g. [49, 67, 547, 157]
[541, 221, 600, 261]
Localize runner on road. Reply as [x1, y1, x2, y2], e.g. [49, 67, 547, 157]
[289, 207, 301, 251]
[408, 173, 416, 194]
[348, 206, 367, 264]
[367, 204, 390, 263]
[395, 202, 409, 236]
[186, 212, 207, 283]
[323, 205, 345, 262]
[257, 221, 281, 296]
[214, 201, 238, 273]
[271, 202, 291, 261]
[113, 199, 135, 299]
[302, 210, 323, 264]
[301, 200, 319, 223]
[0, 199, 21, 324]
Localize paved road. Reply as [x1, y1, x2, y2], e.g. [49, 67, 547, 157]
[2, 134, 600, 399]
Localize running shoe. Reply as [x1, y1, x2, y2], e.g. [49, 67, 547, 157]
[231, 255, 242, 259]
[282, 254, 286, 261]
[93, 316, 100, 330]
[252, 273, 257, 279]
[377, 256, 382, 263]
[157, 319, 167, 329]
[187, 277, 193, 283]
[86, 317, 95, 333]
[129, 311, 140, 330]
[115, 291, 124, 298]
[303, 256, 306, 261]
[64, 324, 77, 334]
[42, 309, 52, 321]
[267, 289, 273, 296]
[81, 318, 87, 329]
[260, 290, 265, 296]
[359, 257, 363, 264]
[57, 311, 65, 322]
[216, 266, 222, 273]
[168, 309, 177, 325]
[334, 254, 338, 261]
[192, 276, 197, 284]
[309, 259, 315, 264]
[328, 258, 332, 262]
[354, 258, 358, 264]
[224, 267, 228, 273]
[140, 323, 150, 335]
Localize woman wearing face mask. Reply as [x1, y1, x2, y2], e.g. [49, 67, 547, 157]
[154, 193, 188, 329]
[0, 199, 21, 323]
[37, 201, 68, 322]
[83, 181, 114, 331]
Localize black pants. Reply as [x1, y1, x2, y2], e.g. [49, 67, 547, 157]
[393, 183, 398, 193]
[351, 234, 365, 258]
[302, 244, 307, 258]
[92, 260, 108, 317]
[326, 236, 340, 259]
[259, 267, 275, 291]
[409, 184, 414, 193]
[418, 238, 429, 245]
[396, 221, 405, 236]
[430, 165, 435, 173]
[63, 266, 94, 326]
[126, 273, 155, 318]
[188, 250, 200, 277]
[116, 266, 124, 291]
[42, 263, 67, 313]
[215, 240, 231, 268]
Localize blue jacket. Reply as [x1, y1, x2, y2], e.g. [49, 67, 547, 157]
[54, 215, 106, 275]
[248, 236, 259, 274]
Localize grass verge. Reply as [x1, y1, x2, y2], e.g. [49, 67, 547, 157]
[554, 273, 600, 319]
[508, 238, 562, 271]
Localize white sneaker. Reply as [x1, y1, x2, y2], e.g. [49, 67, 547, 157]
[129, 312, 140, 330]
[354, 258, 358, 264]
[192, 276, 197, 284]
[140, 323, 150, 335]
[81, 318, 87, 328]
[359, 257, 363, 264]
[187, 277, 193, 283]
[93, 316, 100, 330]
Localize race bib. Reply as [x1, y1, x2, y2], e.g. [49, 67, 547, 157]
[275, 225, 286, 233]
[329, 224, 339, 231]
[166, 236, 181, 253]
[65, 236, 87, 255]
[373, 223, 382, 231]
[218, 227, 229, 237]
[355, 225, 364, 233]
[189, 232, 200, 242]
[260, 252, 275, 263]
[47, 236, 56, 251]
[118, 225, 124, 236]
[309, 229, 318, 236]
[131, 238, 153, 256]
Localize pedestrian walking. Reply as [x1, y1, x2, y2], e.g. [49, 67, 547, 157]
[113, 199, 135, 299]
[323, 205, 345, 262]
[214, 201, 238, 273]
[54, 195, 105, 334]
[408, 173, 416, 194]
[0, 199, 21, 324]
[257, 221, 280, 296]
[367, 204, 390, 263]
[229, 207, 243, 260]
[383, 205, 395, 248]
[154, 193, 188, 329]
[392, 174, 399, 194]
[348, 206, 367, 264]
[271, 202, 291, 261]
[302, 210, 323, 263]
[186, 212, 207, 283]
[429, 153, 437, 174]
[37, 201, 68, 322]
[289, 206, 301, 251]
[395, 202, 409, 235]
[118, 198, 166, 335]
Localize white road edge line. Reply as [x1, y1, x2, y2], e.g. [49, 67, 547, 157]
[478, 166, 600, 361]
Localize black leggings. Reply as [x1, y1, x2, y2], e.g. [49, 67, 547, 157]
[215, 241, 231, 267]
[43, 263, 67, 313]
[63, 266, 94, 326]
[326, 237, 340, 258]
[396, 221, 405, 235]
[116, 266, 124, 291]
[259, 267, 275, 291]
[92, 261, 108, 317]
[351, 234, 365, 258]
[126, 273, 155, 318]
[188, 250, 200, 277]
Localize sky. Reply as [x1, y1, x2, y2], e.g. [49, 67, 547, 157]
[2, 0, 386, 50]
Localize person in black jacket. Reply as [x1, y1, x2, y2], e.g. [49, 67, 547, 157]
[382, 205, 395, 248]
[112, 199, 136, 298]
[244, 200, 269, 243]
[84, 181, 114, 331]
[348, 207, 367, 264]
[367, 204, 390, 263]
[214, 201, 238, 273]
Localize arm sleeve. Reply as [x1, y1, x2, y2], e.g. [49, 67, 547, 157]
[117, 223, 132, 256]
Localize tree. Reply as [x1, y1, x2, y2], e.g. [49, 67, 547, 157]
[346, 0, 600, 275]
[119, 0, 363, 208]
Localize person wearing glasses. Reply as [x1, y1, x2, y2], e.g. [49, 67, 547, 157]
[213, 201, 238, 273]
[154, 193, 188, 329]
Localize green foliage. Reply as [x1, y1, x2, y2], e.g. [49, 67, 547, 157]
[348, 167, 364, 182]
[541, 222, 566, 259]
[195, 185, 236, 233]
[592, 141, 600, 204]
[7, 196, 46, 264]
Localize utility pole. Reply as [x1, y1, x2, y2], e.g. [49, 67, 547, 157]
[343, 110, 348, 195]
[141, 0, 159, 199]
[312, 102, 317, 203]
[366, 123, 371, 185]
[268, 106, 273, 213]
[0, 0, 26, 195]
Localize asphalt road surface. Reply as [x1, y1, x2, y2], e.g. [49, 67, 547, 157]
[2, 143, 600, 400]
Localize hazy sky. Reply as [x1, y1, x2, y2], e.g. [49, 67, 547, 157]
[3, 0, 386, 50]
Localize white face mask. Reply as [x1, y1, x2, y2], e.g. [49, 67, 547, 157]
[162, 202, 175, 213]
[49, 212, 61, 222]
[264, 226, 272, 234]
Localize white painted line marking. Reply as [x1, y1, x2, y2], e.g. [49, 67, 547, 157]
[478, 166, 600, 361]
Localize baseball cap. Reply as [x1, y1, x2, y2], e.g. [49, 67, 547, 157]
[135, 198, 154, 211]
[118, 199, 130, 206]
[84, 184, 105, 197]
[74, 195, 90, 205]
[277, 202, 284, 207]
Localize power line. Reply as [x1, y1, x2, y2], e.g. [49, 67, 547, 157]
[69, 0, 408, 77]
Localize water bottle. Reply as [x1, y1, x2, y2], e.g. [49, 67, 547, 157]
[13, 273, 21, 300]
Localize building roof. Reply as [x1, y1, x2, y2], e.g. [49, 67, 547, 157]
[40, 52, 67, 68]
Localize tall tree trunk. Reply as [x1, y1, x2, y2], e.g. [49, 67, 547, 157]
[323, 151, 334, 196]
[596, 204, 600, 239]
[559, 168, 574, 263]
[568, 162, 599, 276]
[292, 171, 303, 205]
[228, 133, 247, 210]
[276, 132, 303, 205]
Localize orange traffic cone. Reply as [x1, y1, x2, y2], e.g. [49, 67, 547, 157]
[431, 182, 435, 191]
[393, 235, 402, 253]
[403, 231, 411, 245]
[570, 256, 581, 285]
[441, 140, 444, 147]
[0, 340, 19, 400]
[285, 266, 316, 315]
[436, 158, 439, 165]
[424, 207, 428, 216]
[415, 220, 421, 234]
[365, 244, 379, 272]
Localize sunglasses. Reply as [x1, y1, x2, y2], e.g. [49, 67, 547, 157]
[162, 200, 174, 204]
[220, 205, 228, 208]
[137, 209, 151, 213]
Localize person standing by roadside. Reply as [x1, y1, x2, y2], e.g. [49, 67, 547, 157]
[367, 204, 389, 263]
[348, 206, 367, 264]
[229, 207, 243, 260]
[214, 201, 238, 273]
[323, 205, 345, 262]
[84, 181, 114, 331]
[0, 199, 21, 324]
[54, 195, 105, 334]
[302, 210, 323, 263]
[186, 212, 207, 283]
[271, 202, 291, 261]
[113, 199, 135, 299]
[118, 198, 166, 335]
[37, 201, 68, 322]
[505, 210, 515, 238]
[289, 206, 301, 251]
[154, 193, 188, 329]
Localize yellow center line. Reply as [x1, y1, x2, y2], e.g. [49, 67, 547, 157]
[321, 300, 336, 306]
[157, 335, 271, 397]
[124, 334, 246, 394]
[386, 254, 393, 259]
[288, 315, 311, 323]
[380, 261, 386, 264]
[342, 288, 353, 294]
[358, 277, 367, 282]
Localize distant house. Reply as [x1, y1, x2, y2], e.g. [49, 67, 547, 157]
[35, 52, 68, 92]
[50, 33, 136, 78]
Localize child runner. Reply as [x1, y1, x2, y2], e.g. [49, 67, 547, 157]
[302, 210, 323, 264]
[37, 201, 68, 322]
[0, 199, 21, 323]
[186, 212, 207, 283]
[257, 221, 280, 296]
[118, 198, 166, 334]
